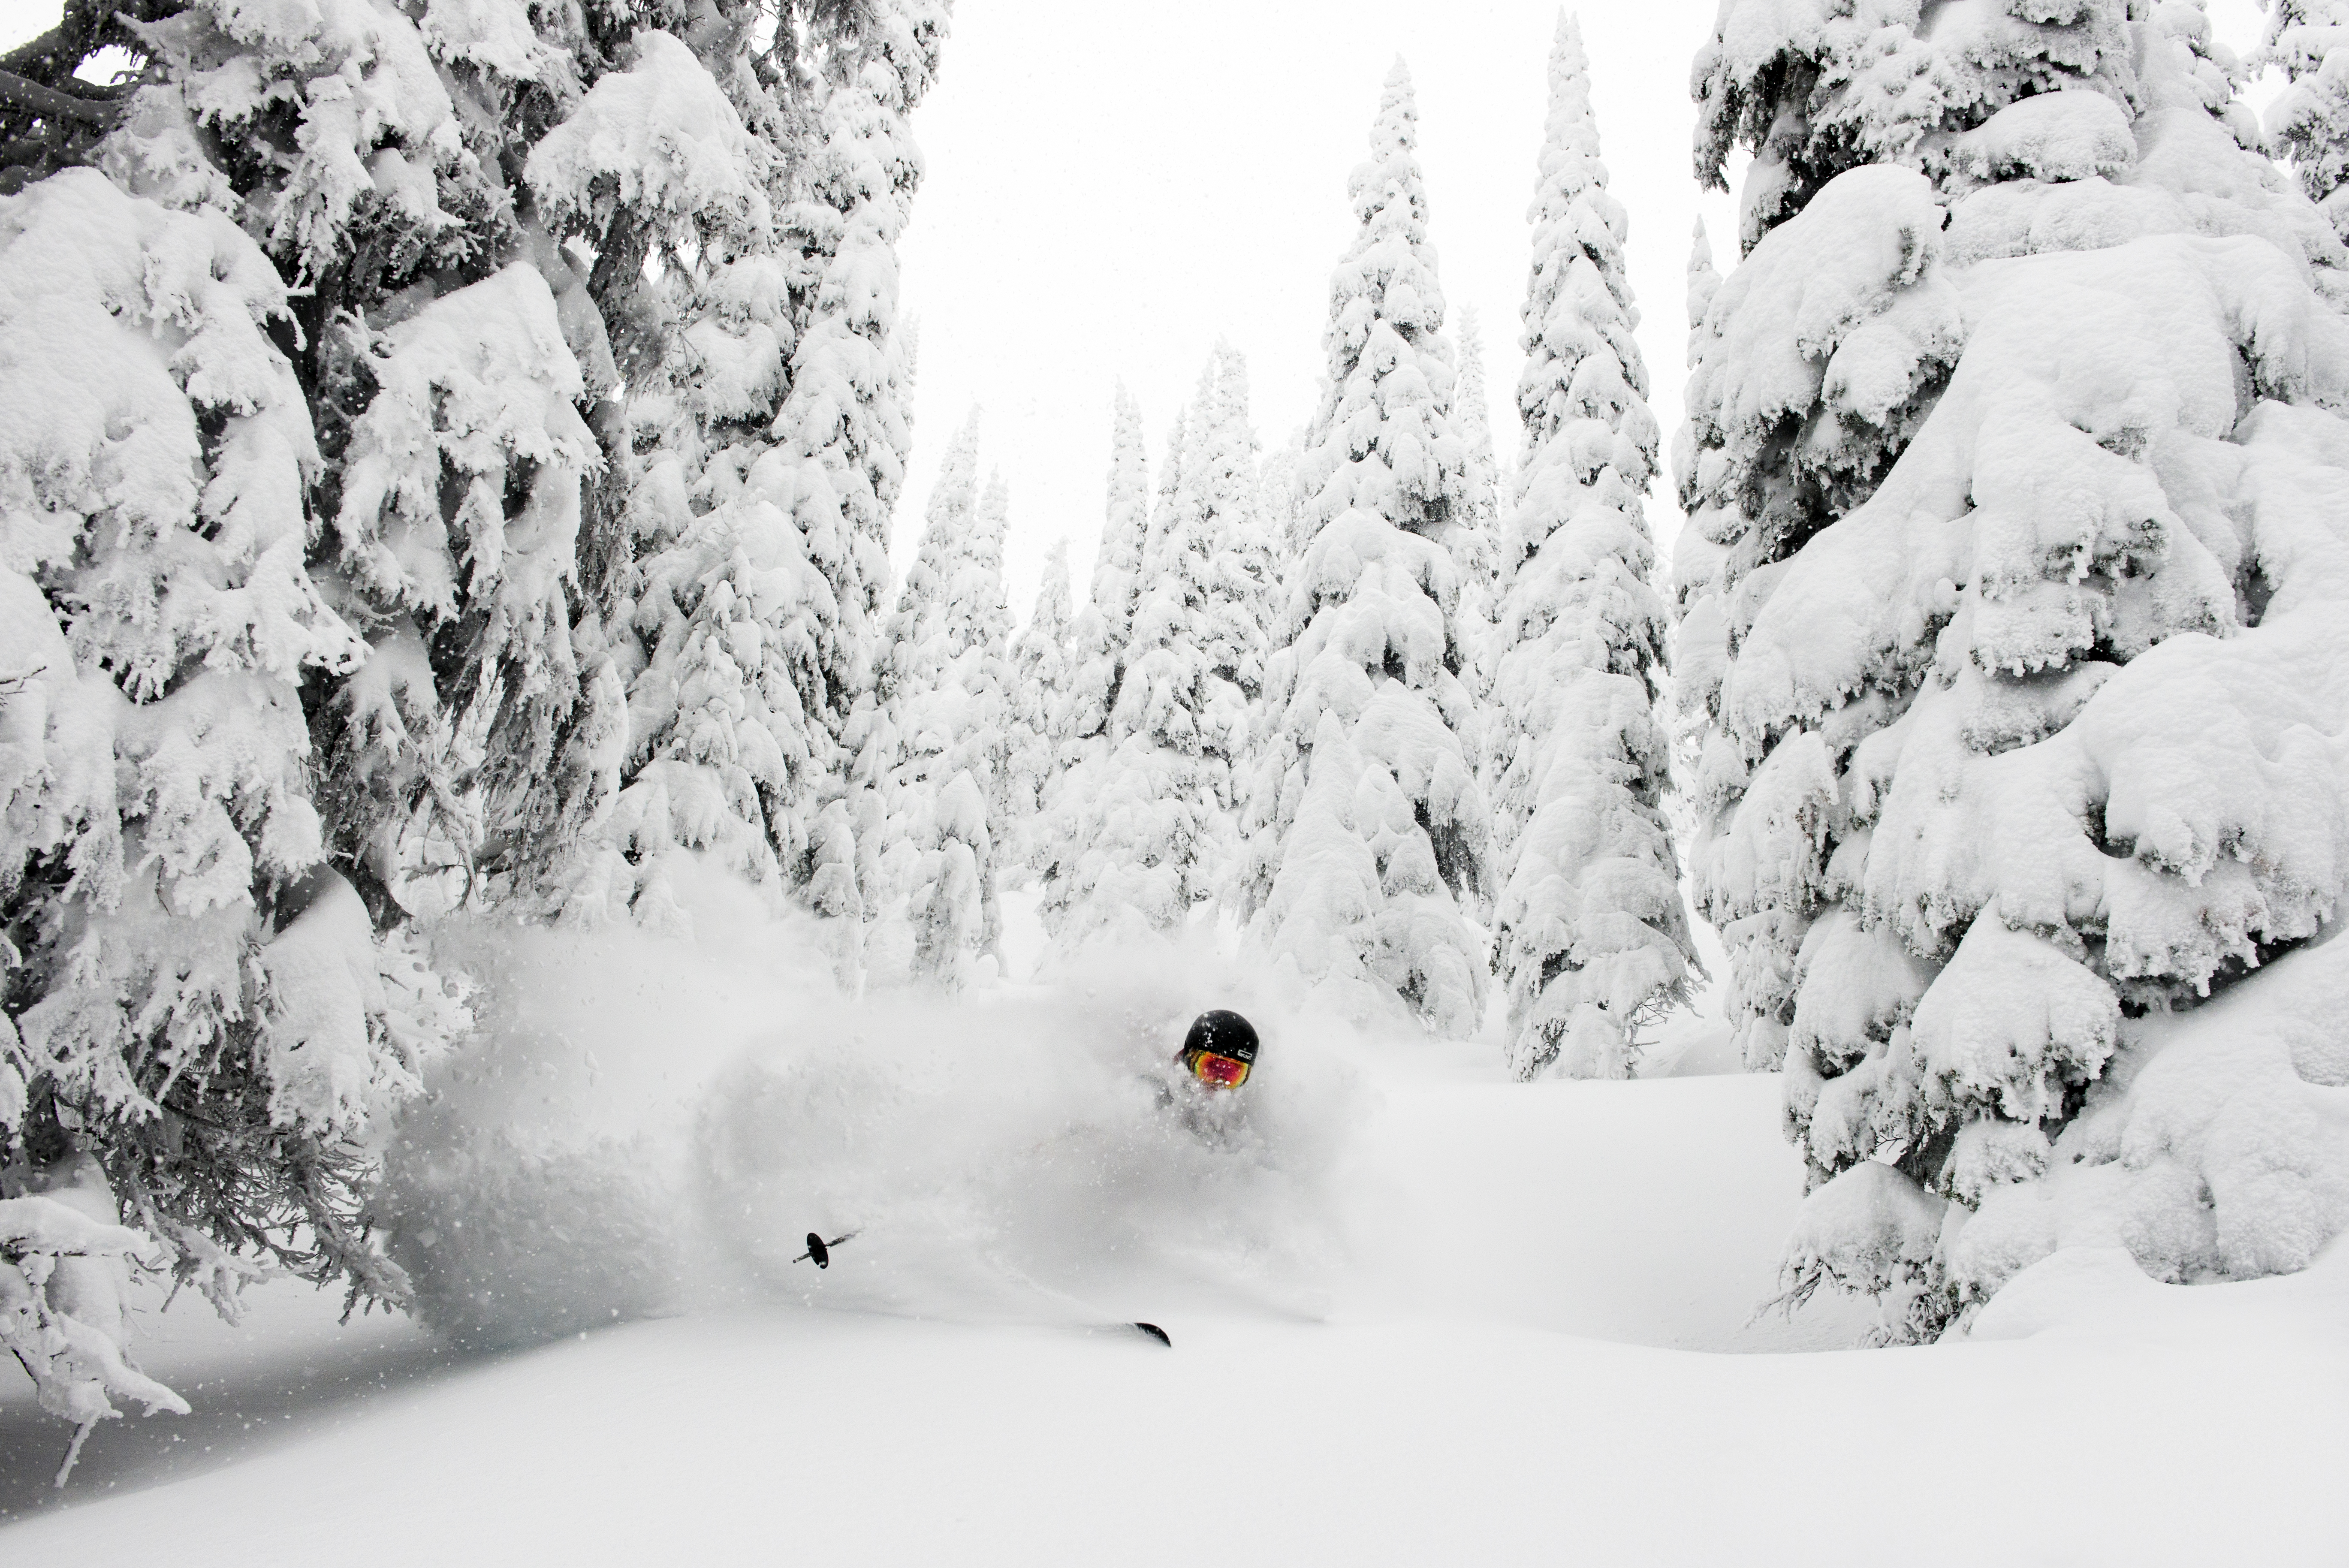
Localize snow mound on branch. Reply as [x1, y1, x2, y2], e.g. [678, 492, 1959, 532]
[1, 1176, 188, 1440]
[1951, 90, 2138, 186]
[1683, 163, 1963, 570]
[375, 862, 1366, 1344]
[419, 0, 574, 85]
[259, 877, 452, 1134]
[525, 30, 768, 235]
[127, 0, 477, 270]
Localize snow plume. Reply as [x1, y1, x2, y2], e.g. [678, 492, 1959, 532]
[1486, 15, 1691, 1082]
[1683, 9, 2349, 1339]
[377, 863, 1366, 1346]
[1246, 62, 1490, 1038]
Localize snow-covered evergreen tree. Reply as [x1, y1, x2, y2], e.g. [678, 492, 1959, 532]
[1058, 386, 1152, 760]
[1678, 1, 2157, 1080]
[1685, 217, 1721, 368]
[1248, 62, 1489, 1035]
[0, 0, 947, 1356]
[1037, 389, 1151, 933]
[1197, 348, 1277, 730]
[1680, 2, 2349, 1339]
[2263, 0, 2349, 237]
[1146, 407, 1191, 602]
[1259, 430, 1309, 572]
[1049, 355, 1262, 946]
[1007, 539, 1075, 881]
[1451, 306, 1504, 688]
[1487, 15, 1691, 1081]
[576, 4, 947, 939]
[0, 173, 467, 1330]
[13, 0, 940, 937]
[866, 421, 1013, 988]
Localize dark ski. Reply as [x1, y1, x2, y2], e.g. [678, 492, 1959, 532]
[790, 1229, 1167, 1345]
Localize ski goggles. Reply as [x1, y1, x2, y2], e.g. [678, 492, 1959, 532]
[1188, 1049, 1250, 1090]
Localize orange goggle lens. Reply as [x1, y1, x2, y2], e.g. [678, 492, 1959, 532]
[1191, 1051, 1249, 1089]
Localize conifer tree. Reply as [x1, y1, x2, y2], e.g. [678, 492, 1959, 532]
[1007, 539, 1076, 882]
[0, 0, 950, 1381]
[579, 4, 947, 936]
[1685, 217, 1721, 369]
[1682, 2, 2349, 1339]
[1051, 355, 1258, 945]
[0, 173, 467, 1333]
[866, 421, 1013, 987]
[1452, 306, 1504, 688]
[1146, 407, 1191, 614]
[2264, 0, 2349, 237]
[1487, 15, 1691, 1081]
[1058, 386, 1152, 758]
[1197, 347, 1277, 725]
[1259, 431, 1309, 572]
[1038, 390, 1151, 934]
[1249, 63, 1489, 1035]
[1679, 1, 2157, 1081]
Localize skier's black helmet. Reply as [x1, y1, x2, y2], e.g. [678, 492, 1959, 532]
[1182, 1010, 1258, 1065]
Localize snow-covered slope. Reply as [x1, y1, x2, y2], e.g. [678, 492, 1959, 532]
[6, 1036, 2343, 1564]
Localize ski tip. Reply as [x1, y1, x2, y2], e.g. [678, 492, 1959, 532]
[1131, 1321, 1171, 1348]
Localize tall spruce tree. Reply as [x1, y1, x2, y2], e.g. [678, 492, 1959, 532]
[1007, 538, 1076, 883]
[1685, 217, 1721, 369]
[580, 4, 946, 939]
[1487, 15, 1692, 1081]
[1681, 2, 2349, 1339]
[1051, 354, 1258, 946]
[866, 422, 1012, 987]
[1038, 388, 1151, 936]
[1197, 347, 1277, 769]
[1248, 62, 1489, 1035]
[0, 173, 470, 1348]
[1451, 306, 1504, 694]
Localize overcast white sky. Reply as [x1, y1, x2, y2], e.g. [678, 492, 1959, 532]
[898, 0, 2276, 623]
[0, 0, 2277, 621]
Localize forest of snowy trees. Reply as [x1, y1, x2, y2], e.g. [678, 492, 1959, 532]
[6, 0, 2349, 1467]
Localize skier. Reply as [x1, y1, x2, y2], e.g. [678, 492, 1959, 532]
[1176, 1010, 1257, 1092]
